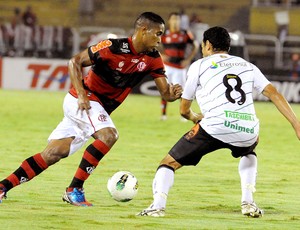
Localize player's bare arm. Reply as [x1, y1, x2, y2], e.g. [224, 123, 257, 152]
[180, 98, 203, 123]
[262, 83, 300, 139]
[154, 77, 183, 102]
[68, 49, 93, 115]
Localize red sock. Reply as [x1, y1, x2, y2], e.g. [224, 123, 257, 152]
[0, 153, 48, 191]
[68, 139, 110, 190]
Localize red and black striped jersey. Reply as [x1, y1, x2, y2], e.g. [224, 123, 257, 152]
[161, 29, 195, 68]
[69, 37, 165, 114]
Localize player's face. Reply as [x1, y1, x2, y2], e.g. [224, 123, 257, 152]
[168, 15, 180, 31]
[201, 40, 210, 57]
[143, 23, 165, 51]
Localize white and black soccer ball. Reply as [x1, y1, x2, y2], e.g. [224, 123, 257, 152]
[107, 171, 138, 202]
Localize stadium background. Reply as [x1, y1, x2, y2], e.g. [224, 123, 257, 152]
[0, 0, 299, 102]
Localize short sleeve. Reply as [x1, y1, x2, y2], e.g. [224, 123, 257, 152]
[182, 61, 200, 100]
[252, 64, 271, 94]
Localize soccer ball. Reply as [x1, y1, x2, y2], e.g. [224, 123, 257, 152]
[107, 171, 138, 202]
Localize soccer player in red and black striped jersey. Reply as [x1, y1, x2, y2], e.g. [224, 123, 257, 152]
[0, 12, 183, 206]
[160, 12, 199, 120]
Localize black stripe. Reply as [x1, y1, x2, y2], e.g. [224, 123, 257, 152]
[26, 157, 44, 175]
[86, 144, 105, 161]
[0, 179, 13, 191]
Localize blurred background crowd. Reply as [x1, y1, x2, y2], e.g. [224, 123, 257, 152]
[0, 0, 299, 79]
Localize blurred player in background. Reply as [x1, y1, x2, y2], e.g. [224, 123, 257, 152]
[160, 12, 198, 121]
[137, 26, 300, 217]
[0, 12, 183, 206]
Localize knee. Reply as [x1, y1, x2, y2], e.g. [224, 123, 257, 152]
[159, 154, 181, 171]
[94, 127, 119, 148]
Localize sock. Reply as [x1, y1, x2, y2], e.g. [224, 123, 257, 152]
[151, 165, 174, 209]
[68, 139, 109, 190]
[161, 99, 167, 116]
[239, 154, 257, 203]
[0, 153, 48, 192]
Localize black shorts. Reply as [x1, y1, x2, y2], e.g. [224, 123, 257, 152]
[169, 124, 258, 166]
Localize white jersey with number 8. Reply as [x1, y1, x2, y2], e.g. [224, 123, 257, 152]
[182, 54, 270, 147]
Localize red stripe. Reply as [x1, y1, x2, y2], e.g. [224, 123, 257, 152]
[87, 115, 96, 133]
[6, 174, 20, 187]
[33, 153, 48, 169]
[93, 139, 110, 155]
[74, 168, 89, 180]
[21, 161, 36, 179]
[83, 151, 99, 166]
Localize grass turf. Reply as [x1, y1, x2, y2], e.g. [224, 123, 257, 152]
[0, 90, 299, 229]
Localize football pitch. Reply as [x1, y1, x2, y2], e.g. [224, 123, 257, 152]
[0, 90, 299, 230]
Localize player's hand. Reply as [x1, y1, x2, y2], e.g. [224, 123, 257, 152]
[77, 94, 91, 116]
[171, 83, 183, 99]
[192, 112, 204, 124]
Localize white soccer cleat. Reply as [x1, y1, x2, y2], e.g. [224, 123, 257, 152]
[136, 207, 165, 217]
[241, 201, 264, 218]
[160, 115, 167, 121]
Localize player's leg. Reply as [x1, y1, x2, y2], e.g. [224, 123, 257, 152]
[238, 153, 263, 217]
[161, 98, 167, 120]
[239, 153, 257, 204]
[151, 155, 181, 211]
[137, 124, 221, 216]
[62, 97, 118, 206]
[0, 138, 73, 203]
[63, 127, 118, 206]
[136, 154, 180, 217]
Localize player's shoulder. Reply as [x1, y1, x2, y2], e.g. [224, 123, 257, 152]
[108, 38, 132, 54]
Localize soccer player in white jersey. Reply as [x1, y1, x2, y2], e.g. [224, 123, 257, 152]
[137, 26, 300, 218]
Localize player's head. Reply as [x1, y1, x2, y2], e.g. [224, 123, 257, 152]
[168, 12, 181, 32]
[201, 26, 231, 57]
[134, 12, 165, 30]
[133, 12, 165, 52]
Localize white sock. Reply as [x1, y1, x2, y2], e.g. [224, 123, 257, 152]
[151, 166, 174, 209]
[239, 154, 257, 203]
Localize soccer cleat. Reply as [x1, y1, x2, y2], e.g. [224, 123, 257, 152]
[160, 115, 167, 121]
[241, 201, 264, 218]
[62, 188, 93, 207]
[136, 207, 165, 217]
[0, 187, 7, 204]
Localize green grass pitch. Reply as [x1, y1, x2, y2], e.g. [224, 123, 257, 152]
[0, 89, 299, 229]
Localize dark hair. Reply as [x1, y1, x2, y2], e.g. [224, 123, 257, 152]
[168, 12, 180, 19]
[203, 26, 231, 52]
[134, 12, 165, 28]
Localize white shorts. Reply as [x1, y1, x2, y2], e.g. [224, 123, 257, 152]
[164, 64, 187, 87]
[48, 93, 116, 155]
